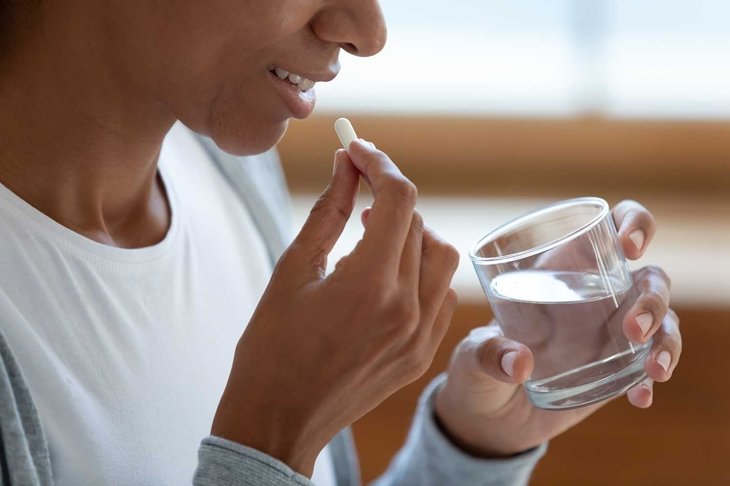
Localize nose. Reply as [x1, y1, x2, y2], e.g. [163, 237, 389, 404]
[311, 0, 387, 57]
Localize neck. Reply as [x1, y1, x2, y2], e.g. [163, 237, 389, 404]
[0, 5, 176, 248]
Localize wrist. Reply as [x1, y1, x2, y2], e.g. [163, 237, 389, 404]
[211, 388, 323, 477]
[433, 380, 535, 458]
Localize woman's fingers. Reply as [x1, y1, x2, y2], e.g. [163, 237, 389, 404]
[644, 309, 682, 382]
[362, 206, 457, 335]
[289, 150, 360, 279]
[623, 266, 672, 343]
[399, 211, 425, 287]
[418, 226, 460, 322]
[612, 200, 657, 260]
[427, 288, 458, 353]
[626, 307, 680, 408]
[627, 378, 654, 408]
[361, 207, 428, 290]
[347, 140, 417, 277]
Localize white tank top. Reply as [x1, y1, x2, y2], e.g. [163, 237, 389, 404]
[0, 124, 335, 485]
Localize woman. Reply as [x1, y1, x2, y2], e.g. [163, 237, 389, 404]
[0, 1, 681, 485]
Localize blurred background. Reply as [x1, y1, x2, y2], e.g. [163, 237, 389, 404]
[277, 1, 730, 484]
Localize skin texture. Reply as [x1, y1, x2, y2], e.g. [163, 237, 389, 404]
[0, 0, 682, 479]
[0, 0, 386, 247]
[212, 143, 460, 474]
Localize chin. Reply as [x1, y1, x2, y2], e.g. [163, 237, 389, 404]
[208, 118, 290, 156]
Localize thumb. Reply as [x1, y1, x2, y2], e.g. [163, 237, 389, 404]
[289, 149, 360, 276]
[467, 326, 534, 385]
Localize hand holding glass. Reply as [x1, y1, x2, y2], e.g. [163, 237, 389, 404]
[470, 198, 650, 410]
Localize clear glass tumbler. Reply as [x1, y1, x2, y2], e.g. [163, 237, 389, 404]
[470, 197, 650, 410]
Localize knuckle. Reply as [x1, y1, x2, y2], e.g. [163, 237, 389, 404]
[662, 311, 682, 347]
[621, 199, 644, 214]
[276, 245, 297, 267]
[645, 208, 657, 228]
[675, 330, 683, 353]
[309, 192, 348, 226]
[388, 299, 420, 335]
[658, 330, 682, 361]
[403, 350, 430, 380]
[308, 190, 329, 214]
[385, 177, 418, 205]
[669, 327, 683, 351]
[641, 288, 667, 312]
[361, 276, 390, 301]
[615, 199, 634, 209]
[645, 264, 670, 284]
[612, 200, 632, 219]
[412, 211, 425, 235]
[279, 242, 314, 270]
[443, 245, 461, 271]
[475, 341, 491, 369]
[668, 308, 680, 327]
[615, 200, 653, 229]
[445, 288, 458, 309]
[291, 239, 328, 269]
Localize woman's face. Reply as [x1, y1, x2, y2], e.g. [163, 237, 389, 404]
[111, 0, 387, 155]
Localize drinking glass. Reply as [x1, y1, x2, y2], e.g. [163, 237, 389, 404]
[470, 197, 650, 410]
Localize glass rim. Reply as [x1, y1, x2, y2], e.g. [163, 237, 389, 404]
[469, 197, 610, 265]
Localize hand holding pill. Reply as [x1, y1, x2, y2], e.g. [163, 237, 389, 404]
[212, 116, 460, 477]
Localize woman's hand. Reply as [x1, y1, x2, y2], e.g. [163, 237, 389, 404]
[434, 201, 682, 457]
[211, 141, 459, 476]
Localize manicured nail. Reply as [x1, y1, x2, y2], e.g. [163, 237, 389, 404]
[636, 312, 653, 336]
[629, 230, 645, 251]
[332, 157, 340, 175]
[657, 351, 671, 373]
[501, 351, 518, 377]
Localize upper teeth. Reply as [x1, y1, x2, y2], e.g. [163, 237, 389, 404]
[273, 67, 316, 91]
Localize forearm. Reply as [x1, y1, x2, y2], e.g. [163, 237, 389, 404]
[371, 374, 547, 486]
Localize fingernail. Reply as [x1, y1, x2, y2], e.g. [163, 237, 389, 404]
[657, 351, 671, 373]
[629, 230, 645, 251]
[332, 157, 339, 175]
[636, 312, 653, 336]
[501, 351, 518, 377]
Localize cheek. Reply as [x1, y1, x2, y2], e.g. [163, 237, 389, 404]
[170, 58, 290, 156]
[149, 3, 307, 154]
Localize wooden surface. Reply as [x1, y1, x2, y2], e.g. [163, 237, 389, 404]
[277, 115, 730, 196]
[352, 304, 729, 486]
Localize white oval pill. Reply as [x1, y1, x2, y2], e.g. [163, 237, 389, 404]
[334, 118, 358, 150]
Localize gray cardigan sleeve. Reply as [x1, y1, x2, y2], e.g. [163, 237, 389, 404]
[370, 374, 547, 486]
[0, 332, 543, 486]
[193, 437, 314, 486]
[193, 374, 546, 486]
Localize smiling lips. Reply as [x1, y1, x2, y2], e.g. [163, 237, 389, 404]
[269, 66, 316, 92]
